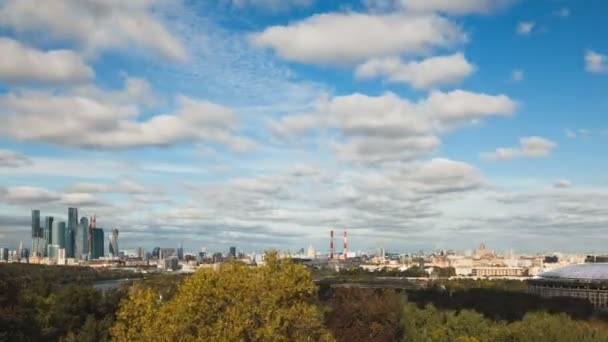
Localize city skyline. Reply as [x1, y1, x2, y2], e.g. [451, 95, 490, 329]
[1, 1, 608, 253]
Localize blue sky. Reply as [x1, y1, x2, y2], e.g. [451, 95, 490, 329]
[0, 0, 607, 254]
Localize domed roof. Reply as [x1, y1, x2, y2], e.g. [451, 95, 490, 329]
[540, 263, 608, 282]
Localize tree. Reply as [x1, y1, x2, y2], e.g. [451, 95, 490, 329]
[325, 288, 403, 342]
[111, 252, 333, 341]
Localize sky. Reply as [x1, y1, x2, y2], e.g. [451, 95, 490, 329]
[0, 0, 607, 254]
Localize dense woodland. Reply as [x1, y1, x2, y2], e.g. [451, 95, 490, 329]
[1, 261, 608, 341]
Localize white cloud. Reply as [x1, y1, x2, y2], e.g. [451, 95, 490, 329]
[564, 129, 576, 139]
[399, 0, 513, 15]
[355, 53, 474, 89]
[585, 50, 607, 73]
[272, 90, 515, 163]
[0, 37, 93, 84]
[251, 12, 464, 64]
[512, 69, 524, 82]
[516, 22, 534, 35]
[0, 149, 31, 167]
[421, 89, 516, 124]
[0, 0, 187, 61]
[67, 181, 159, 195]
[0, 80, 254, 150]
[554, 179, 571, 188]
[481, 136, 557, 161]
[230, 0, 313, 10]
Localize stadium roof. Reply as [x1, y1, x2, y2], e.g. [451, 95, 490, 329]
[539, 263, 608, 282]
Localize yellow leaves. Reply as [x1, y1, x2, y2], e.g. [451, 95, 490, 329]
[111, 255, 334, 341]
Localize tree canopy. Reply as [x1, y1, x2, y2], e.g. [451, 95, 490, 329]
[111, 252, 333, 341]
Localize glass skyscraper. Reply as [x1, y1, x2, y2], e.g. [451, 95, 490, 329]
[91, 228, 104, 259]
[75, 217, 89, 259]
[43, 216, 54, 256]
[31, 210, 41, 238]
[66, 207, 78, 258]
[52, 221, 66, 249]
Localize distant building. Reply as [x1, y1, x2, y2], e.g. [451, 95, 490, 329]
[108, 228, 119, 258]
[43, 216, 54, 256]
[162, 257, 179, 271]
[307, 245, 316, 259]
[177, 243, 184, 260]
[0, 248, 8, 262]
[75, 217, 89, 259]
[152, 247, 161, 259]
[529, 263, 608, 310]
[31, 209, 42, 257]
[91, 228, 104, 259]
[229, 246, 237, 258]
[472, 267, 525, 277]
[136, 247, 144, 259]
[52, 221, 66, 249]
[66, 207, 78, 258]
[47, 244, 60, 259]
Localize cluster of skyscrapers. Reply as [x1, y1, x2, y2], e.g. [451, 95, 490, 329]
[31, 207, 119, 260]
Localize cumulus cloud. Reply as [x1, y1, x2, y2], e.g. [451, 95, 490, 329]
[0, 80, 254, 150]
[0, 0, 187, 61]
[399, 0, 513, 14]
[481, 136, 557, 161]
[0, 185, 110, 208]
[251, 12, 464, 64]
[355, 53, 474, 89]
[0, 37, 93, 84]
[516, 22, 534, 35]
[230, 0, 313, 10]
[0, 149, 31, 167]
[421, 89, 516, 124]
[585, 50, 607, 73]
[67, 181, 161, 195]
[272, 90, 515, 163]
[554, 179, 571, 189]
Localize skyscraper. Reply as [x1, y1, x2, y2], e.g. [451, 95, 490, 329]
[31, 210, 41, 256]
[229, 246, 237, 258]
[91, 228, 104, 259]
[75, 217, 89, 259]
[43, 216, 54, 256]
[66, 207, 78, 258]
[108, 228, 119, 258]
[177, 243, 184, 260]
[52, 221, 66, 249]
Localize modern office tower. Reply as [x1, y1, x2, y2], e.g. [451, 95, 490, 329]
[229, 246, 237, 258]
[52, 221, 66, 249]
[75, 217, 89, 259]
[91, 228, 104, 259]
[177, 243, 184, 260]
[47, 244, 60, 259]
[66, 208, 78, 258]
[152, 247, 160, 259]
[43, 216, 54, 256]
[108, 228, 119, 258]
[31, 210, 41, 256]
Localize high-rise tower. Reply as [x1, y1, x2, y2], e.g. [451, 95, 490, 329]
[66, 207, 78, 258]
[76, 216, 89, 259]
[31, 210, 41, 257]
[108, 228, 119, 258]
[43, 216, 54, 256]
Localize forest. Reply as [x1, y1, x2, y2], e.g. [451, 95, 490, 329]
[1, 261, 608, 341]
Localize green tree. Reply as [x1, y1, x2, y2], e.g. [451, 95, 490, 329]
[111, 252, 333, 341]
[325, 288, 403, 342]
